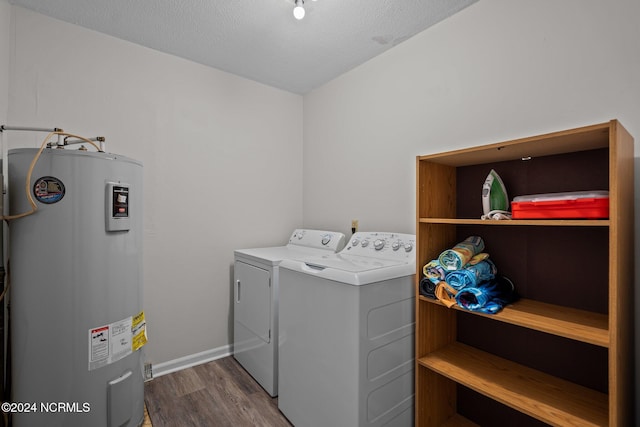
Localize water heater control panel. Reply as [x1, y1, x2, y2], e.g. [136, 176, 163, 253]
[106, 182, 130, 232]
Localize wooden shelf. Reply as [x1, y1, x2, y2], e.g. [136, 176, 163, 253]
[415, 120, 634, 426]
[440, 414, 479, 427]
[418, 342, 609, 427]
[418, 218, 610, 227]
[419, 297, 609, 347]
[416, 122, 611, 167]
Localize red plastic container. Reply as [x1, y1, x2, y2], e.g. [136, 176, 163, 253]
[511, 190, 609, 219]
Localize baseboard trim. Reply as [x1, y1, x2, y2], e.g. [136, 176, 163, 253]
[150, 344, 232, 378]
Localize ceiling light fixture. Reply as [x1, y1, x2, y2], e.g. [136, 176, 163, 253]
[293, 0, 305, 20]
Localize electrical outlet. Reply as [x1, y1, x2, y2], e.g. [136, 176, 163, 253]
[351, 219, 358, 232]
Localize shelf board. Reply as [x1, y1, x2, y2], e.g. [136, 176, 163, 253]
[418, 217, 610, 227]
[416, 121, 611, 167]
[418, 342, 609, 427]
[419, 297, 609, 347]
[441, 414, 479, 427]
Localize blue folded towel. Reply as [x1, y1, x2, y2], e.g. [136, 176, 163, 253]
[445, 259, 496, 290]
[455, 276, 518, 314]
[438, 236, 485, 270]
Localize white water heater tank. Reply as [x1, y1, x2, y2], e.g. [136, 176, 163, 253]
[8, 148, 144, 427]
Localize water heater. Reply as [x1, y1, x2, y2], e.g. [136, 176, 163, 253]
[8, 148, 144, 427]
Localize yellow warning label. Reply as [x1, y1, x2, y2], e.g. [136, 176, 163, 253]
[132, 311, 148, 351]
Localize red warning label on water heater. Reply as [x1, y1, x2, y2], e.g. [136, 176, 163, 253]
[89, 326, 110, 363]
[33, 176, 65, 204]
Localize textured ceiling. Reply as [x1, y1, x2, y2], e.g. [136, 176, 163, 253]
[9, 0, 477, 94]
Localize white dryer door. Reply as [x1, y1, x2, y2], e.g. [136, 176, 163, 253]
[235, 261, 271, 343]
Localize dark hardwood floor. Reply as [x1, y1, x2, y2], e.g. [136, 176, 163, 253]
[144, 356, 292, 427]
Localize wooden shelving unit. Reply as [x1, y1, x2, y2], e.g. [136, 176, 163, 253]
[415, 120, 634, 426]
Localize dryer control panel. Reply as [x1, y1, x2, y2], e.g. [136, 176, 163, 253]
[287, 229, 346, 252]
[344, 232, 415, 260]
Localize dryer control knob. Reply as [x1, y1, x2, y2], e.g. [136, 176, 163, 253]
[351, 239, 360, 246]
[374, 239, 385, 250]
[322, 234, 332, 245]
[391, 241, 400, 251]
[404, 242, 414, 252]
[361, 240, 369, 247]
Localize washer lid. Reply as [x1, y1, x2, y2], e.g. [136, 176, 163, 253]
[280, 254, 415, 286]
[302, 253, 405, 273]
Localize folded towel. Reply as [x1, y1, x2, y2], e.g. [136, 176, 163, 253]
[445, 259, 496, 290]
[455, 276, 518, 314]
[435, 281, 458, 308]
[419, 277, 438, 299]
[439, 236, 485, 270]
[422, 260, 446, 284]
[467, 252, 490, 266]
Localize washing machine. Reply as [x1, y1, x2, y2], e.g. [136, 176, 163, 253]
[278, 232, 416, 427]
[233, 229, 346, 397]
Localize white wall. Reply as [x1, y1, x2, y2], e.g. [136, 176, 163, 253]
[304, 0, 640, 235]
[1, 0, 10, 273]
[0, 0, 9, 123]
[303, 0, 640, 420]
[6, 7, 303, 365]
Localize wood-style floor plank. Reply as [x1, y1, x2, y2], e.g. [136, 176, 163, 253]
[144, 356, 292, 427]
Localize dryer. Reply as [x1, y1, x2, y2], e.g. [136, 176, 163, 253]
[233, 229, 346, 397]
[278, 232, 415, 427]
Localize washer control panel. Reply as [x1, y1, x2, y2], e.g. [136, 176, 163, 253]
[344, 232, 415, 260]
